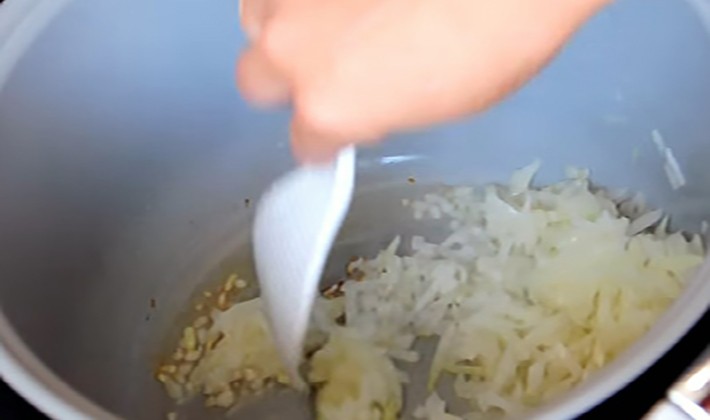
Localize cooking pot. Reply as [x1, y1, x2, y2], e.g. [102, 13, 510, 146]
[0, 0, 709, 419]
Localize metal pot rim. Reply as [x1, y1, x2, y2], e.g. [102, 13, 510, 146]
[0, 1, 119, 417]
[0, 0, 708, 419]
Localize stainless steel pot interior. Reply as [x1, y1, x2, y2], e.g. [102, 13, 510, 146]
[1, 0, 710, 419]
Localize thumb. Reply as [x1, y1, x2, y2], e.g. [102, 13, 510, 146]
[289, 115, 347, 165]
[290, 115, 383, 164]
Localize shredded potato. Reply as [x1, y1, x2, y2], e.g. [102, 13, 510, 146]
[341, 163, 702, 418]
[158, 163, 703, 420]
[309, 329, 403, 420]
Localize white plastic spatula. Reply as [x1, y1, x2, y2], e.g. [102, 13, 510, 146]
[252, 147, 355, 388]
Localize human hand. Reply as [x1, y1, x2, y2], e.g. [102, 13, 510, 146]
[237, 0, 610, 163]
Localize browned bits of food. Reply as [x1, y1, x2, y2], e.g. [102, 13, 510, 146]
[321, 281, 345, 299]
[217, 292, 229, 311]
[275, 372, 291, 385]
[407, 176, 416, 184]
[346, 261, 366, 281]
[150, 298, 157, 308]
[172, 348, 185, 362]
[156, 272, 271, 415]
[160, 364, 178, 374]
[206, 331, 225, 350]
[223, 274, 238, 292]
[192, 316, 209, 329]
[183, 348, 202, 362]
[211, 273, 248, 311]
[343, 256, 366, 281]
[180, 327, 197, 351]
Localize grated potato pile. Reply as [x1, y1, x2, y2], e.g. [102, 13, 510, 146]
[157, 163, 704, 420]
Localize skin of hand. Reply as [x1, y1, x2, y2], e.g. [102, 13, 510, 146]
[237, 0, 612, 163]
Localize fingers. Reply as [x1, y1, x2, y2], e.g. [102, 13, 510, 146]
[290, 109, 383, 164]
[290, 115, 345, 164]
[236, 46, 290, 106]
[238, 0, 387, 163]
[239, 0, 270, 39]
[238, 0, 290, 106]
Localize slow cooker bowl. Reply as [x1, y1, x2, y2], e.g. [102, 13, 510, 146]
[1, 0, 710, 419]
